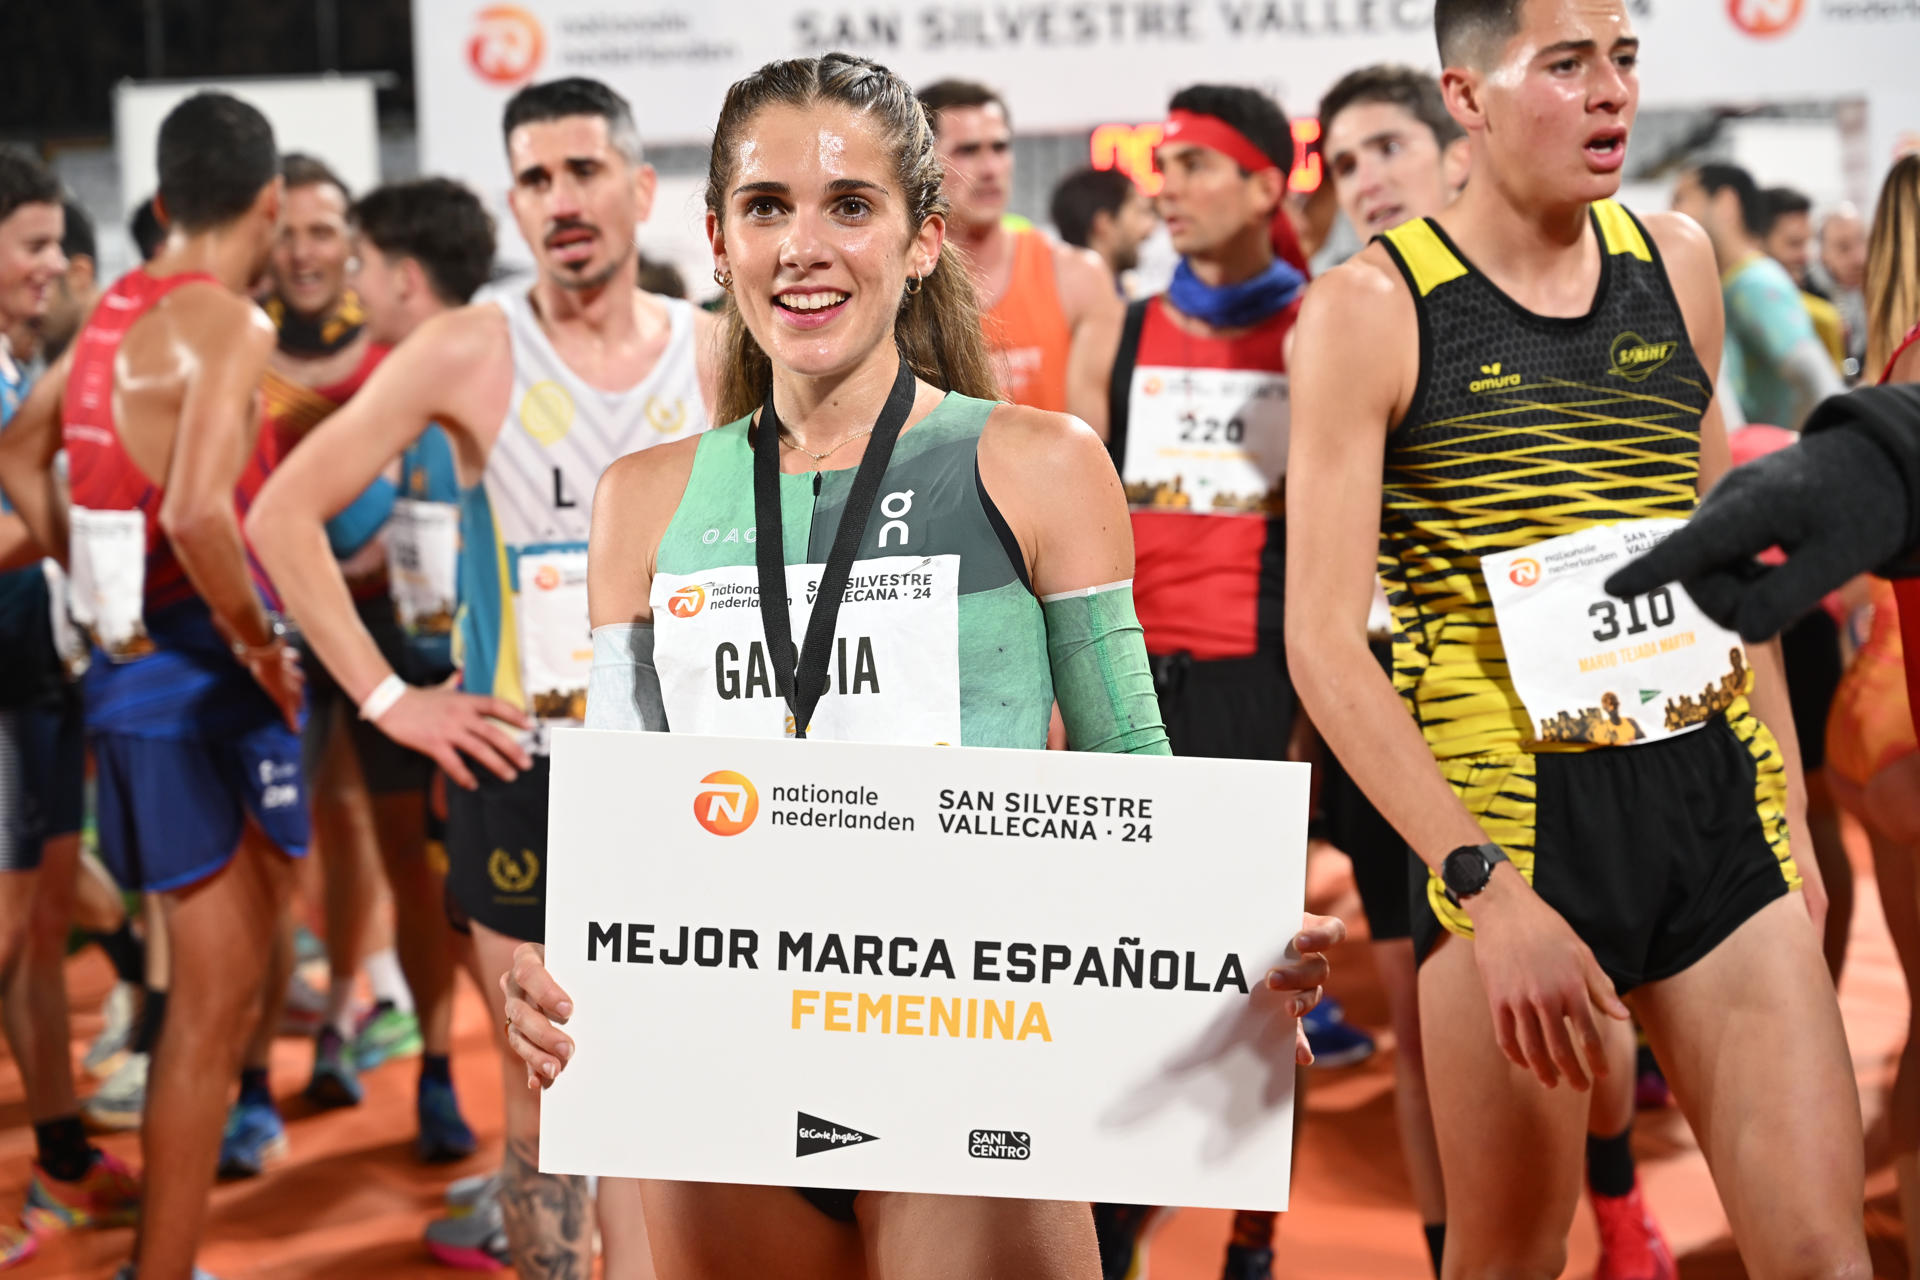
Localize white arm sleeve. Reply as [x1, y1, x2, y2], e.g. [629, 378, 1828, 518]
[584, 624, 669, 732]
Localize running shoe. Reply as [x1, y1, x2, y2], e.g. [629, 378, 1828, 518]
[444, 1172, 499, 1218]
[217, 1099, 289, 1180]
[293, 924, 325, 965]
[84, 982, 140, 1080]
[1591, 1182, 1676, 1280]
[355, 1001, 424, 1072]
[417, 1076, 478, 1164]
[280, 970, 327, 1038]
[425, 1194, 509, 1271]
[1634, 1045, 1673, 1110]
[26, 1149, 141, 1229]
[1301, 996, 1376, 1069]
[83, 1052, 149, 1132]
[0, 1224, 36, 1270]
[306, 1030, 363, 1109]
[1221, 1243, 1275, 1280]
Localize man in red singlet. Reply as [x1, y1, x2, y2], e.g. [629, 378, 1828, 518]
[1093, 83, 1307, 1280]
[0, 91, 303, 1280]
[919, 80, 1123, 432]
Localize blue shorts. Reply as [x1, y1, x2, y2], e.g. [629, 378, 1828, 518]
[0, 693, 85, 872]
[93, 720, 310, 893]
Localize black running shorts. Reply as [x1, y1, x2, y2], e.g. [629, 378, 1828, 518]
[444, 755, 550, 943]
[1413, 715, 1797, 994]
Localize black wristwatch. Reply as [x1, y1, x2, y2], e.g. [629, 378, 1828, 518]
[1441, 842, 1510, 906]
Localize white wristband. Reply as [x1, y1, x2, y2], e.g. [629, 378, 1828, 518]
[359, 673, 409, 723]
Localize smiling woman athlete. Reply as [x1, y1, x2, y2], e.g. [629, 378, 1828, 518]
[497, 52, 1345, 1280]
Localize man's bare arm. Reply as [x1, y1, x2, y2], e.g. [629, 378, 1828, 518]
[250, 306, 502, 703]
[0, 352, 72, 565]
[248, 304, 527, 786]
[1647, 211, 1822, 921]
[1056, 245, 1124, 440]
[158, 293, 280, 647]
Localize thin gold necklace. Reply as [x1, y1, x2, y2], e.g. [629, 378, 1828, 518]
[779, 425, 874, 463]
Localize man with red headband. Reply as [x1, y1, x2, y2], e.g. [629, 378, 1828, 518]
[1091, 82, 1320, 1280]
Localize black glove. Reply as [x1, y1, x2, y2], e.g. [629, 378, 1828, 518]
[1604, 387, 1920, 641]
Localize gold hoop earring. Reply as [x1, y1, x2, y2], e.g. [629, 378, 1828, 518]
[713, 267, 733, 290]
[904, 274, 923, 296]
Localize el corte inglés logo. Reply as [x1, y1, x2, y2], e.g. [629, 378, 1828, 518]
[694, 771, 759, 836]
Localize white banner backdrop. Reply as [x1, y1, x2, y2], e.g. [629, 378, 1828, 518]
[539, 729, 1311, 1209]
[413, 0, 1908, 267]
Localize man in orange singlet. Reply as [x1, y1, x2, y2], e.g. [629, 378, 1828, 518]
[920, 80, 1123, 434]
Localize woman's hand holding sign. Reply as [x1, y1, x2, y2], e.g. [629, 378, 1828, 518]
[1271, 913, 1346, 1065]
[503, 942, 572, 1090]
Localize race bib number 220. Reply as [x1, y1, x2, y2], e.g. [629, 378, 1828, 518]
[1481, 520, 1749, 747]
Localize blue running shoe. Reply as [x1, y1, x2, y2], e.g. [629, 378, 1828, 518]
[217, 1099, 288, 1180]
[1301, 996, 1375, 1069]
[306, 1029, 363, 1109]
[417, 1075, 478, 1164]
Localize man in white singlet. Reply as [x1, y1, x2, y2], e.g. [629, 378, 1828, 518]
[249, 76, 714, 1277]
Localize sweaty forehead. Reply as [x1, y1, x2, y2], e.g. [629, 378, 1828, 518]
[0, 201, 63, 242]
[730, 103, 893, 188]
[934, 103, 1009, 147]
[1324, 101, 1423, 159]
[283, 183, 348, 226]
[1509, 0, 1635, 55]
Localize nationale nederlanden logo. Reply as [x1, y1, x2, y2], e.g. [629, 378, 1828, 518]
[1508, 557, 1542, 588]
[469, 6, 545, 85]
[694, 770, 759, 836]
[668, 584, 707, 618]
[1727, 0, 1803, 37]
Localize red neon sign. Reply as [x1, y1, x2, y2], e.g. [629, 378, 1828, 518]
[1091, 118, 1324, 196]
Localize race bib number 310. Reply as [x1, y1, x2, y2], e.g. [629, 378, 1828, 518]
[1481, 520, 1749, 747]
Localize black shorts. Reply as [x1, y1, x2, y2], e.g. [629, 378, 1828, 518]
[1780, 609, 1842, 772]
[1413, 716, 1795, 994]
[300, 596, 435, 796]
[1149, 648, 1295, 761]
[0, 691, 84, 872]
[444, 755, 549, 943]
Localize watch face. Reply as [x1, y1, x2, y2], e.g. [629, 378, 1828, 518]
[1444, 847, 1491, 898]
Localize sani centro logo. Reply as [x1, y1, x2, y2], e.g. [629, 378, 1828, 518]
[1508, 558, 1542, 588]
[469, 6, 545, 85]
[1728, 0, 1803, 37]
[694, 770, 759, 836]
[668, 583, 707, 618]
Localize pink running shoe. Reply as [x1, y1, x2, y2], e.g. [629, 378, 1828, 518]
[27, 1149, 142, 1229]
[1591, 1182, 1677, 1280]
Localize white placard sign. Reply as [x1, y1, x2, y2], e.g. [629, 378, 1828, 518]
[540, 729, 1310, 1210]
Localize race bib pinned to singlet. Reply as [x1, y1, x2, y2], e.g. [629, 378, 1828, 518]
[1122, 367, 1288, 516]
[1481, 520, 1749, 747]
[513, 543, 591, 723]
[651, 554, 962, 743]
[387, 499, 460, 637]
[67, 507, 153, 663]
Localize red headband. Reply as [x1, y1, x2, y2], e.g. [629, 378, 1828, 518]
[1159, 109, 1280, 176]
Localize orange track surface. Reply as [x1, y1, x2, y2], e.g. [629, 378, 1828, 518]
[1, 830, 1910, 1279]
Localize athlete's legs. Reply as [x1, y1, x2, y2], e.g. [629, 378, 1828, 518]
[472, 920, 594, 1277]
[1837, 754, 1920, 1276]
[639, 1182, 865, 1280]
[73, 852, 129, 935]
[1806, 770, 1854, 982]
[134, 821, 293, 1280]
[313, 703, 379, 1036]
[858, 1191, 1099, 1280]
[240, 910, 296, 1075]
[1420, 936, 1590, 1279]
[371, 791, 454, 1056]
[3, 834, 81, 1122]
[1377, 938, 1446, 1231]
[1631, 895, 1868, 1279]
[596, 1176, 658, 1280]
